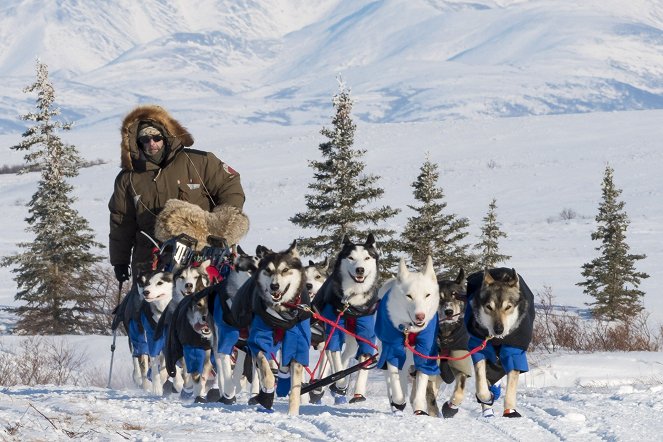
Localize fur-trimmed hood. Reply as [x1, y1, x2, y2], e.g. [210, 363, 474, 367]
[120, 105, 195, 171]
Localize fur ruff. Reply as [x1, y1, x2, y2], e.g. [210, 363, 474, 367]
[120, 105, 195, 170]
[154, 199, 249, 249]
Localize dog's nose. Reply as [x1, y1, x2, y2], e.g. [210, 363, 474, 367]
[143, 290, 150, 296]
[185, 283, 193, 290]
[494, 323, 504, 335]
[415, 312, 425, 322]
[306, 283, 313, 290]
[355, 267, 364, 276]
[202, 314, 207, 322]
[270, 283, 280, 291]
[444, 309, 453, 317]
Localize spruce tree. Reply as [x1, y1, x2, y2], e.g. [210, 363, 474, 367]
[474, 198, 510, 268]
[1, 59, 105, 334]
[400, 154, 476, 279]
[577, 165, 648, 321]
[290, 80, 400, 278]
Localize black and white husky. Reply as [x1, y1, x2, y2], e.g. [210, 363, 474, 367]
[136, 270, 174, 396]
[313, 234, 380, 404]
[465, 268, 535, 418]
[229, 241, 312, 415]
[376, 256, 440, 415]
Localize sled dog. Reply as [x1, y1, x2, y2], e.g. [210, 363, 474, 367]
[229, 241, 312, 415]
[303, 258, 331, 404]
[465, 268, 535, 418]
[165, 287, 215, 403]
[135, 270, 175, 396]
[313, 234, 380, 404]
[376, 256, 440, 415]
[426, 268, 473, 418]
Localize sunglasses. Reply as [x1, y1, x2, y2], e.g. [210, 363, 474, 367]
[138, 135, 164, 144]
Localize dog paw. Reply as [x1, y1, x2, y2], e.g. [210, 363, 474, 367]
[256, 389, 274, 410]
[180, 388, 193, 400]
[206, 388, 221, 403]
[390, 401, 407, 412]
[308, 389, 324, 404]
[349, 394, 366, 404]
[475, 392, 494, 405]
[161, 380, 175, 397]
[441, 401, 459, 418]
[329, 383, 347, 397]
[503, 408, 522, 418]
[248, 395, 259, 405]
[334, 396, 348, 405]
[194, 396, 207, 404]
[413, 410, 429, 416]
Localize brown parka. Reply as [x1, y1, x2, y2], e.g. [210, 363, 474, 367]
[108, 105, 246, 273]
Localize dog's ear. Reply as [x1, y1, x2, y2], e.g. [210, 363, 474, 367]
[455, 268, 465, 284]
[397, 257, 409, 281]
[286, 240, 299, 258]
[321, 256, 330, 271]
[423, 256, 435, 281]
[509, 268, 520, 288]
[483, 269, 495, 285]
[308, 260, 315, 266]
[237, 244, 246, 256]
[342, 234, 351, 245]
[365, 233, 376, 248]
[163, 272, 173, 282]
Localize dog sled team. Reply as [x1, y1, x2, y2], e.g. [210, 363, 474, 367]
[112, 226, 535, 419]
[108, 105, 535, 419]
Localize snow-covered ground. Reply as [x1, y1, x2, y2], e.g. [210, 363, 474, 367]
[0, 335, 662, 441]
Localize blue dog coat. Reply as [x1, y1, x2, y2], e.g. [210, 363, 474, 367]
[248, 314, 311, 366]
[468, 335, 529, 373]
[321, 303, 377, 357]
[213, 294, 240, 355]
[375, 291, 440, 376]
[128, 318, 148, 357]
[141, 310, 166, 358]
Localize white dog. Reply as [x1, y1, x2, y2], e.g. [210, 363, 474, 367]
[376, 256, 440, 415]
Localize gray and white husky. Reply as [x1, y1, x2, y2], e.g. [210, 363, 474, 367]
[136, 270, 174, 396]
[312, 234, 380, 404]
[466, 268, 535, 418]
[376, 256, 439, 415]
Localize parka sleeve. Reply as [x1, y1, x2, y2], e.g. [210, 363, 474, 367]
[203, 152, 246, 210]
[108, 172, 138, 266]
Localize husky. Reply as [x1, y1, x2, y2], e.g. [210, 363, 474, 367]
[229, 241, 312, 415]
[208, 245, 259, 404]
[465, 268, 535, 418]
[313, 234, 380, 404]
[165, 287, 215, 403]
[375, 256, 440, 415]
[135, 270, 175, 396]
[303, 258, 331, 404]
[425, 268, 473, 418]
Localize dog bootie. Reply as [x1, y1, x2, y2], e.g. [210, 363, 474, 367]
[390, 401, 407, 413]
[330, 383, 347, 404]
[503, 409, 522, 418]
[180, 387, 193, 400]
[194, 396, 207, 404]
[309, 388, 324, 404]
[276, 370, 291, 398]
[248, 395, 259, 405]
[441, 401, 459, 418]
[219, 394, 236, 405]
[349, 394, 366, 404]
[414, 410, 429, 416]
[162, 379, 175, 397]
[206, 388, 221, 403]
[256, 389, 274, 410]
[482, 408, 495, 418]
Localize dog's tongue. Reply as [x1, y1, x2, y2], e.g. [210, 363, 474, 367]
[194, 322, 210, 334]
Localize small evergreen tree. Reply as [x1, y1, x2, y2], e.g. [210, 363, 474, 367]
[400, 154, 476, 279]
[474, 198, 510, 268]
[290, 80, 400, 278]
[577, 165, 649, 321]
[1, 59, 105, 334]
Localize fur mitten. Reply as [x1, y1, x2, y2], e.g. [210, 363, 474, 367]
[154, 199, 249, 250]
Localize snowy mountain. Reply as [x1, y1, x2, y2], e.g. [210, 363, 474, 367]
[2, 0, 663, 132]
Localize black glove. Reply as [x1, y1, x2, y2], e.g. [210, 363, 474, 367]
[113, 264, 131, 283]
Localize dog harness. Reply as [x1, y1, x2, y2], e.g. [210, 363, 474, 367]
[375, 291, 440, 376]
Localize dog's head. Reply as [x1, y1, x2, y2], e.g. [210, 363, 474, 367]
[336, 233, 379, 298]
[437, 268, 467, 325]
[137, 271, 174, 306]
[304, 257, 329, 300]
[473, 268, 523, 338]
[186, 293, 212, 338]
[255, 241, 304, 308]
[234, 244, 259, 274]
[386, 256, 439, 332]
[174, 259, 212, 301]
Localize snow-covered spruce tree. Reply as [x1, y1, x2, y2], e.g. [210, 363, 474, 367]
[0, 59, 104, 335]
[474, 197, 510, 269]
[577, 165, 648, 321]
[400, 154, 476, 279]
[290, 80, 400, 279]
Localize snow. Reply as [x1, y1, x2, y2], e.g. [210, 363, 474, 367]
[0, 0, 663, 440]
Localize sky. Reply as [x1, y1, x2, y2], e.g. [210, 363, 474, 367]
[0, 0, 662, 440]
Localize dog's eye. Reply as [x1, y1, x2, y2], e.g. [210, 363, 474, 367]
[406, 294, 413, 300]
[316, 275, 323, 280]
[364, 256, 370, 261]
[485, 304, 493, 311]
[425, 293, 431, 298]
[504, 305, 512, 311]
[156, 281, 163, 286]
[281, 267, 289, 274]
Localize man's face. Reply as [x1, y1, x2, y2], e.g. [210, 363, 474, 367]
[139, 134, 164, 155]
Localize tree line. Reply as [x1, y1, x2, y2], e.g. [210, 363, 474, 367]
[1, 62, 649, 334]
